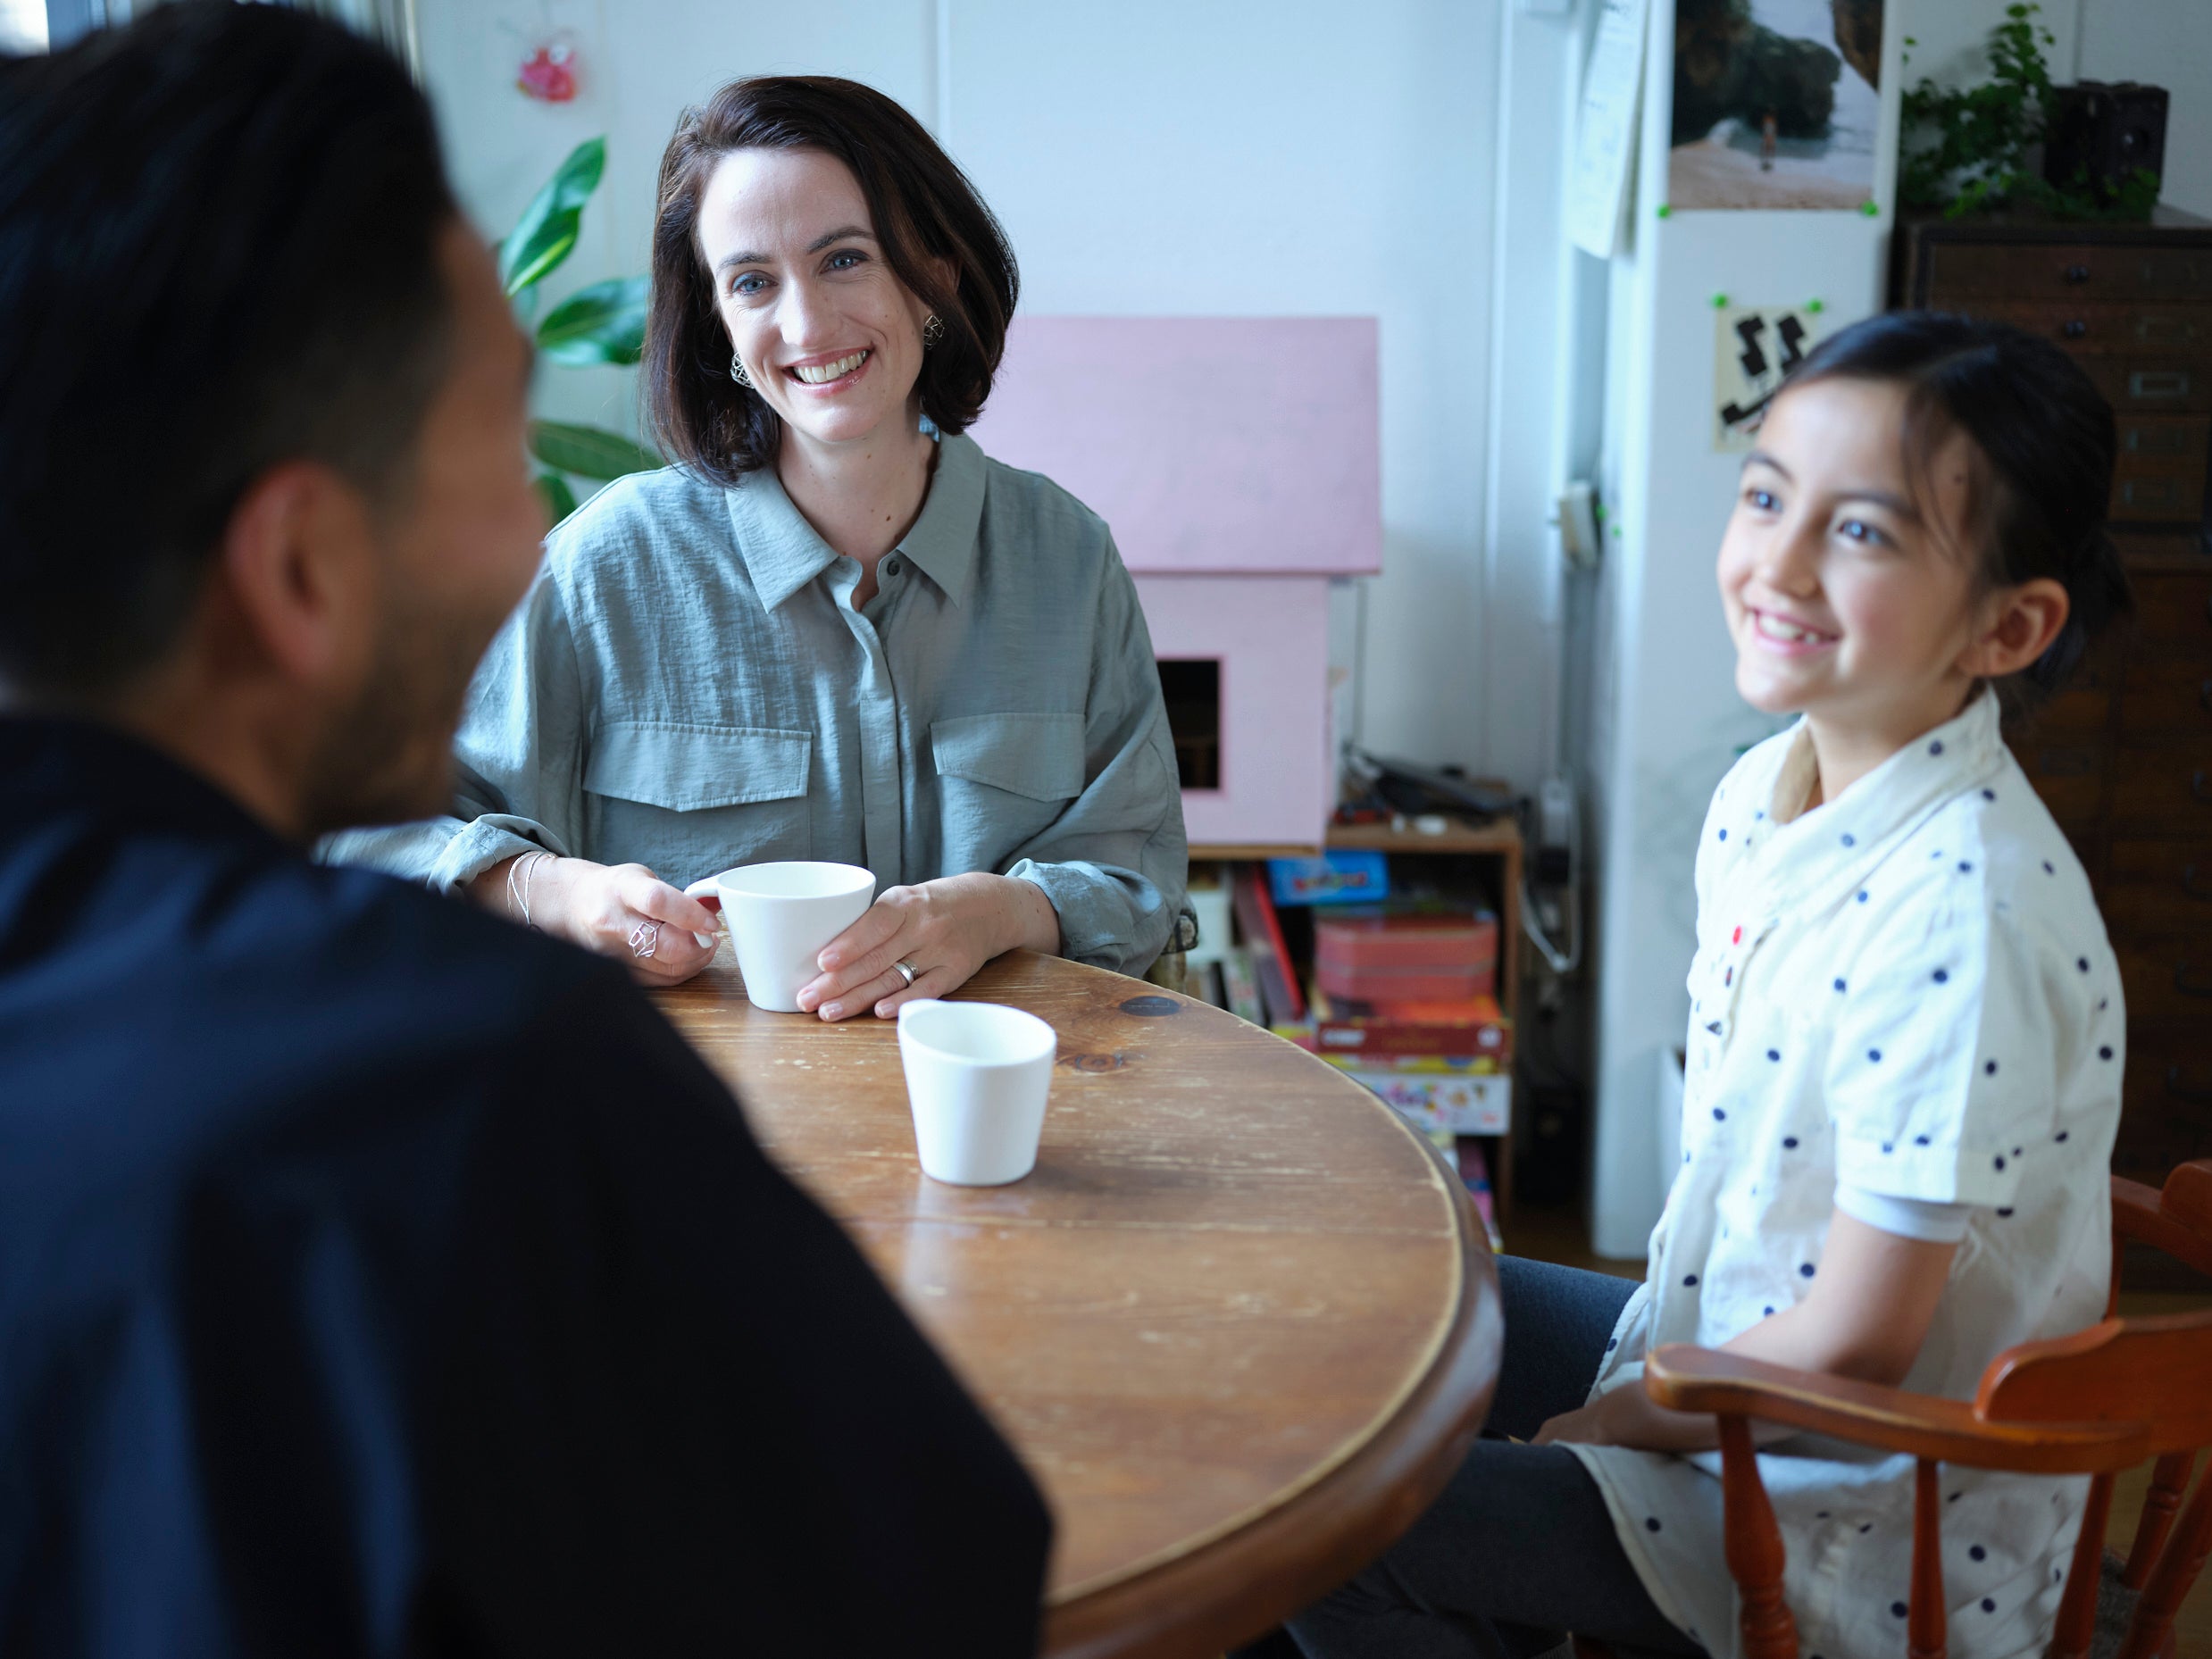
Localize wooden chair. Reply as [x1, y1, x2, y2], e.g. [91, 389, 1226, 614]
[1615, 1160, 2212, 1659]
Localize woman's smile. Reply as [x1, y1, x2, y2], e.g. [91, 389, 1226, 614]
[787, 347, 872, 388]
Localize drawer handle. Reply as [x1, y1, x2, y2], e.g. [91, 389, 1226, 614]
[2129, 371, 2191, 400]
[2187, 864, 2212, 901]
[2065, 263, 2091, 284]
[2169, 1067, 2212, 1104]
[2063, 319, 2088, 340]
[2177, 962, 2212, 997]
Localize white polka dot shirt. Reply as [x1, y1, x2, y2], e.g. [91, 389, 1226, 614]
[1566, 688, 2124, 1658]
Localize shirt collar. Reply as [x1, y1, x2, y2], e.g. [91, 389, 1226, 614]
[892, 432, 986, 610]
[0, 713, 281, 848]
[722, 467, 842, 613]
[721, 430, 988, 613]
[1749, 686, 2005, 905]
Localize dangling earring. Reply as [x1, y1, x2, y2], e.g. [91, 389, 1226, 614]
[730, 350, 754, 389]
[922, 313, 946, 351]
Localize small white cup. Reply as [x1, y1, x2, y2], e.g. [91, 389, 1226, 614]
[683, 861, 875, 1013]
[897, 999, 1056, 1186]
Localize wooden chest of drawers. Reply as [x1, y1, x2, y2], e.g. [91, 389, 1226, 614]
[1900, 213, 2212, 1206]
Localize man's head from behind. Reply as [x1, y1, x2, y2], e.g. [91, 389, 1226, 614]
[0, 2, 545, 836]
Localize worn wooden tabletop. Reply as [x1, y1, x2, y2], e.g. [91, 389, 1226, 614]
[654, 946, 1501, 1659]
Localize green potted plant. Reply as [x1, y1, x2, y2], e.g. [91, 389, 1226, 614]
[1900, 4, 2158, 221]
[497, 138, 660, 525]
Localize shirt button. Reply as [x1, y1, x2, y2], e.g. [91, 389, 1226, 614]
[884, 559, 901, 577]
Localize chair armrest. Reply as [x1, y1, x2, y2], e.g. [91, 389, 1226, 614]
[1643, 1345, 2150, 1474]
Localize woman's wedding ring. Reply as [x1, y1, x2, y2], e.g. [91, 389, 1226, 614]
[892, 959, 917, 988]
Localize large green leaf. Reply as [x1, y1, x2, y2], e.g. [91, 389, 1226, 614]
[497, 137, 605, 297]
[534, 471, 580, 526]
[538, 275, 649, 367]
[530, 420, 659, 480]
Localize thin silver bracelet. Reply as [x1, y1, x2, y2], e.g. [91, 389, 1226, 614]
[505, 849, 554, 931]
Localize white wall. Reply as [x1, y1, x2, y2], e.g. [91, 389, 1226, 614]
[416, 0, 1529, 779]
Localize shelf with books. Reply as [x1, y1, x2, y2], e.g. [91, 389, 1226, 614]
[1188, 813, 1523, 1221]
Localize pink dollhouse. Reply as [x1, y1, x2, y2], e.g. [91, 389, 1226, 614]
[968, 317, 1381, 849]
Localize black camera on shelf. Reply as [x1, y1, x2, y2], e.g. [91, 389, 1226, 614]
[2044, 81, 2168, 205]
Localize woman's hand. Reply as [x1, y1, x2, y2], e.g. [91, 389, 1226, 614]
[471, 855, 722, 987]
[797, 872, 1061, 1021]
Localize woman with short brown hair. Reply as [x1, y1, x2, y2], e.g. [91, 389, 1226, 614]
[332, 76, 1189, 1015]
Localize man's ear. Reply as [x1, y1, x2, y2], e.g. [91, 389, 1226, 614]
[1960, 576, 2070, 681]
[215, 460, 380, 688]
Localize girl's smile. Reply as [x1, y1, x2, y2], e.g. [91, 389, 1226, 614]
[1747, 606, 1839, 654]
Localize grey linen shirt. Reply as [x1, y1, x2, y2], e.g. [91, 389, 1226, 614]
[325, 431, 1189, 976]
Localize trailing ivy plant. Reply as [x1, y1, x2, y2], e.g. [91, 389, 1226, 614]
[1900, 4, 2159, 222]
[498, 138, 661, 526]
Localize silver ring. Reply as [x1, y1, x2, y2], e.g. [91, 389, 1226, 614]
[892, 959, 917, 988]
[629, 920, 661, 959]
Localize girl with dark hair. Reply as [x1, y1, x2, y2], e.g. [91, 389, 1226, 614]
[332, 77, 1189, 1013]
[1281, 313, 2133, 1659]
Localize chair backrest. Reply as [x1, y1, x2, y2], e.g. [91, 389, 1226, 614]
[2026, 1161, 2212, 1659]
[1975, 1311, 2212, 1453]
[2111, 1160, 2212, 1283]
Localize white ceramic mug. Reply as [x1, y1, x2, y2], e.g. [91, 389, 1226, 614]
[683, 861, 876, 1013]
[897, 999, 1056, 1186]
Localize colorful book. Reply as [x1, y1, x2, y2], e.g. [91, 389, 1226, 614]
[1457, 1138, 1504, 1252]
[1230, 862, 1306, 1024]
[1219, 946, 1265, 1027]
[1267, 849, 1390, 907]
[1340, 1066, 1512, 1137]
[1303, 981, 1512, 1063]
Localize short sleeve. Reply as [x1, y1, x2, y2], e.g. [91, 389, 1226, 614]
[1834, 1186, 1977, 1244]
[1826, 895, 2055, 1208]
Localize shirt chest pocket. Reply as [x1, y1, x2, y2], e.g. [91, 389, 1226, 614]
[931, 712, 1085, 859]
[582, 721, 812, 879]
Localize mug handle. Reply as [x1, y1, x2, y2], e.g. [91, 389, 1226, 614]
[680, 876, 723, 914]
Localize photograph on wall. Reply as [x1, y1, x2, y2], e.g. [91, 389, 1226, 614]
[1667, 0, 1882, 211]
[1712, 303, 1837, 450]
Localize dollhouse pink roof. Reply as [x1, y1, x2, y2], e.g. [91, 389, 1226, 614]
[968, 316, 1381, 577]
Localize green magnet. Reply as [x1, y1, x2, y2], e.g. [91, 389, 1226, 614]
[1713, 293, 1729, 309]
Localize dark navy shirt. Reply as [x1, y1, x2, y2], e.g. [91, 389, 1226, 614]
[0, 716, 1048, 1657]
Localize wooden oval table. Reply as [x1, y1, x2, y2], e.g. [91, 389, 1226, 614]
[655, 948, 1502, 1658]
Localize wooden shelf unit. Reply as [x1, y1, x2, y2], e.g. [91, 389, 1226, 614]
[1190, 813, 1525, 1221]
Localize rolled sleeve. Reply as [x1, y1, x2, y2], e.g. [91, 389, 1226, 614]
[1003, 554, 1189, 976]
